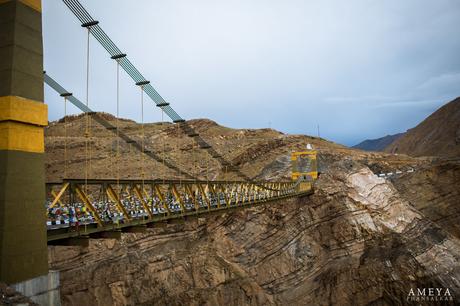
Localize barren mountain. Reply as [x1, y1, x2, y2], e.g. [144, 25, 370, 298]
[353, 133, 404, 152]
[45, 114, 460, 305]
[385, 97, 460, 158]
[44, 113, 424, 182]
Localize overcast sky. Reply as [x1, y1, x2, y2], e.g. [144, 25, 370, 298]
[42, 0, 460, 146]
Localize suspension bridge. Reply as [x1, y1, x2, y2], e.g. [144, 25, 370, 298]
[0, 0, 317, 288]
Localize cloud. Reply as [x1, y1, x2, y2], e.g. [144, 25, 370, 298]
[415, 72, 460, 97]
[323, 72, 460, 108]
[42, 0, 460, 146]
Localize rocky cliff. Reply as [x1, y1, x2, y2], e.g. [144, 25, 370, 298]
[49, 160, 460, 305]
[392, 159, 460, 239]
[0, 283, 38, 306]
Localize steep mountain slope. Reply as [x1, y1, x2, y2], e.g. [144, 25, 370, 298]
[44, 113, 423, 182]
[385, 97, 460, 157]
[353, 133, 404, 152]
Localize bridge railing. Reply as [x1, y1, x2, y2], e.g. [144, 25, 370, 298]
[46, 179, 312, 237]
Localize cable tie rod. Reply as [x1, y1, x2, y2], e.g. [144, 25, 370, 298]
[60, 92, 73, 97]
[156, 102, 170, 107]
[136, 80, 150, 86]
[81, 20, 99, 28]
[111, 53, 127, 60]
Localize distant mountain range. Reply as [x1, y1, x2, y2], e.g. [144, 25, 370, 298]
[385, 97, 460, 158]
[353, 97, 460, 158]
[353, 133, 405, 152]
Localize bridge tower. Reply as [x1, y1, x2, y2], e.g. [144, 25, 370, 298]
[291, 146, 318, 192]
[0, 0, 49, 288]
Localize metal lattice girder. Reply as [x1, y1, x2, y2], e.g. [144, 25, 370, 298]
[184, 185, 199, 211]
[217, 184, 230, 207]
[197, 184, 211, 210]
[51, 191, 64, 206]
[49, 182, 69, 209]
[46, 178, 313, 241]
[133, 185, 153, 218]
[106, 185, 131, 221]
[74, 185, 102, 226]
[153, 184, 170, 214]
[47, 179, 301, 213]
[207, 184, 220, 208]
[171, 184, 185, 213]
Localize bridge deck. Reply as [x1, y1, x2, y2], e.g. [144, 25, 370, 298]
[46, 179, 314, 242]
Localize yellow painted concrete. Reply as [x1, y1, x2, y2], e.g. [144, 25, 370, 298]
[0, 96, 47, 126]
[0, 0, 41, 12]
[291, 150, 317, 160]
[0, 121, 44, 152]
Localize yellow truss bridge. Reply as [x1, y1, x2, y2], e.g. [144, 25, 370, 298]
[46, 178, 314, 243]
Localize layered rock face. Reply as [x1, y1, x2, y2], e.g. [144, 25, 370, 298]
[392, 160, 460, 239]
[49, 161, 460, 305]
